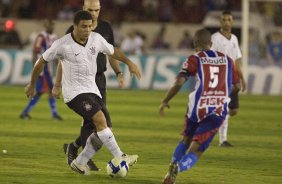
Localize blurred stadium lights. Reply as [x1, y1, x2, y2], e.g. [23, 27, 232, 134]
[4, 19, 15, 32]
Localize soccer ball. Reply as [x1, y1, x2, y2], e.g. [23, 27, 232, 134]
[106, 157, 129, 178]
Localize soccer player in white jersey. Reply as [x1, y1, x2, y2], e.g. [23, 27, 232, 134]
[159, 29, 241, 184]
[211, 11, 246, 147]
[25, 10, 141, 175]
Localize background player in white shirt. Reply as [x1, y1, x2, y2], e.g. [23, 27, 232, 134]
[211, 11, 246, 147]
[25, 10, 141, 175]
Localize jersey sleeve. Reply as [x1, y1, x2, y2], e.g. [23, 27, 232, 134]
[177, 55, 198, 80]
[234, 36, 242, 60]
[211, 34, 218, 51]
[42, 39, 61, 62]
[97, 33, 114, 55]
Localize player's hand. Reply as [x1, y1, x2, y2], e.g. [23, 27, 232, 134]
[241, 79, 247, 92]
[25, 84, 36, 99]
[159, 102, 170, 117]
[128, 63, 141, 80]
[117, 73, 125, 88]
[52, 85, 61, 99]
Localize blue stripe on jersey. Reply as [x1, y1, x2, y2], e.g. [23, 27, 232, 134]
[205, 50, 216, 58]
[227, 57, 233, 96]
[190, 56, 203, 122]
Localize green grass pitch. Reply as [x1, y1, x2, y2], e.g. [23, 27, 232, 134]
[0, 86, 282, 184]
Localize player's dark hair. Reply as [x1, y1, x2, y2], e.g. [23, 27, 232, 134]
[73, 10, 93, 25]
[193, 29, 211, 48]
[222, 10, 232, 16]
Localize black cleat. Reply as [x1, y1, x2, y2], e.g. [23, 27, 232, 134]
[63, 143, 68, 154]
[53, 114, 63, 121]
[20, 113, 31, 120]
[64, 143, 78, 165]
[86, 159, 101, 171]
[219, 141, 233, 147]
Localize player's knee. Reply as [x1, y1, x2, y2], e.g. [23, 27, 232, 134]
[182, 136, 191, 146]
[229, 109, 239, 116]
[92, 111, 107, 130]
[189, 141, 203, 158]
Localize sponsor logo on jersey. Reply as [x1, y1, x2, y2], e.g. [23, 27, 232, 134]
[90, 47, 96, 55]
[203, 90, 225, 96]
[199, 96, 226, 107]
[200, 57, 226, 65]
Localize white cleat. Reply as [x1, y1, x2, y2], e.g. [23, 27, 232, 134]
[70, 159, 90, 175]
[121, 154, 139, 166]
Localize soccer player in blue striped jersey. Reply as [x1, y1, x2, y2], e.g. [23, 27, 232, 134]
[159, 29, 241, 184]
[20, 19, 62, 121]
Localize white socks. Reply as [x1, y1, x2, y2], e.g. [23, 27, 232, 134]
[97, 127, 123, 157]
[76, 134, 96, 165]
[76, 127, 123, 166]
[219, 115, 229, 143]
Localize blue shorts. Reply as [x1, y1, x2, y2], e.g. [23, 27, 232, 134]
[36, 67, 53, 93]
[183, 114, 224, 152]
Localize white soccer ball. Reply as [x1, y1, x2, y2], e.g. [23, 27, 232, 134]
[106, 157, 129, 178]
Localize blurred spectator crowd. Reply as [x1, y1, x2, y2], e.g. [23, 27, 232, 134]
[1, 0, 241, 23]
[1, 0, 282, 67]
[1, 0, 282, 25]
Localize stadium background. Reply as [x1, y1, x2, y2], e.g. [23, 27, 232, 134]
[0, 1, 282, 184]
[0, 0, 282, 95]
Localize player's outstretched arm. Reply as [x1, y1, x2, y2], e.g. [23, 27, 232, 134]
[159, 76, 186, 116]
[52, 61, 62, 99]
[25, 57, 46, 99]
[235, 59, 246, 92]
[108, 57, 125, 88]
[110, 47, 141, 80]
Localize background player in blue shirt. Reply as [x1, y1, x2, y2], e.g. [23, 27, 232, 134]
[159, 29, 240, 184]
[20, 19, 62, 121]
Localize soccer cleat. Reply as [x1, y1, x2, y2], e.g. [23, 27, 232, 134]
[63, 143, 68, 154]
[64, 143, 78, 165]
[70, 159, 90, 175]
[219, 141, 233, 147]
[121, 154, 138, 166]
[86, 159, 101, 171]
[53, 114, 63, 121]
[162, 163, 178, 184]
[19, 113, 31, 120]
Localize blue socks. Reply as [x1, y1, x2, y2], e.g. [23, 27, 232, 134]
[48, 97, 58, 117]
[22, 95, 40, 114]
[178, 152, 198, 172]
[172, 141, 189, 163]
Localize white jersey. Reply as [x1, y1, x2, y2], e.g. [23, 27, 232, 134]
[42, 32, 114, 103]
[211, 31, 242, 61]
